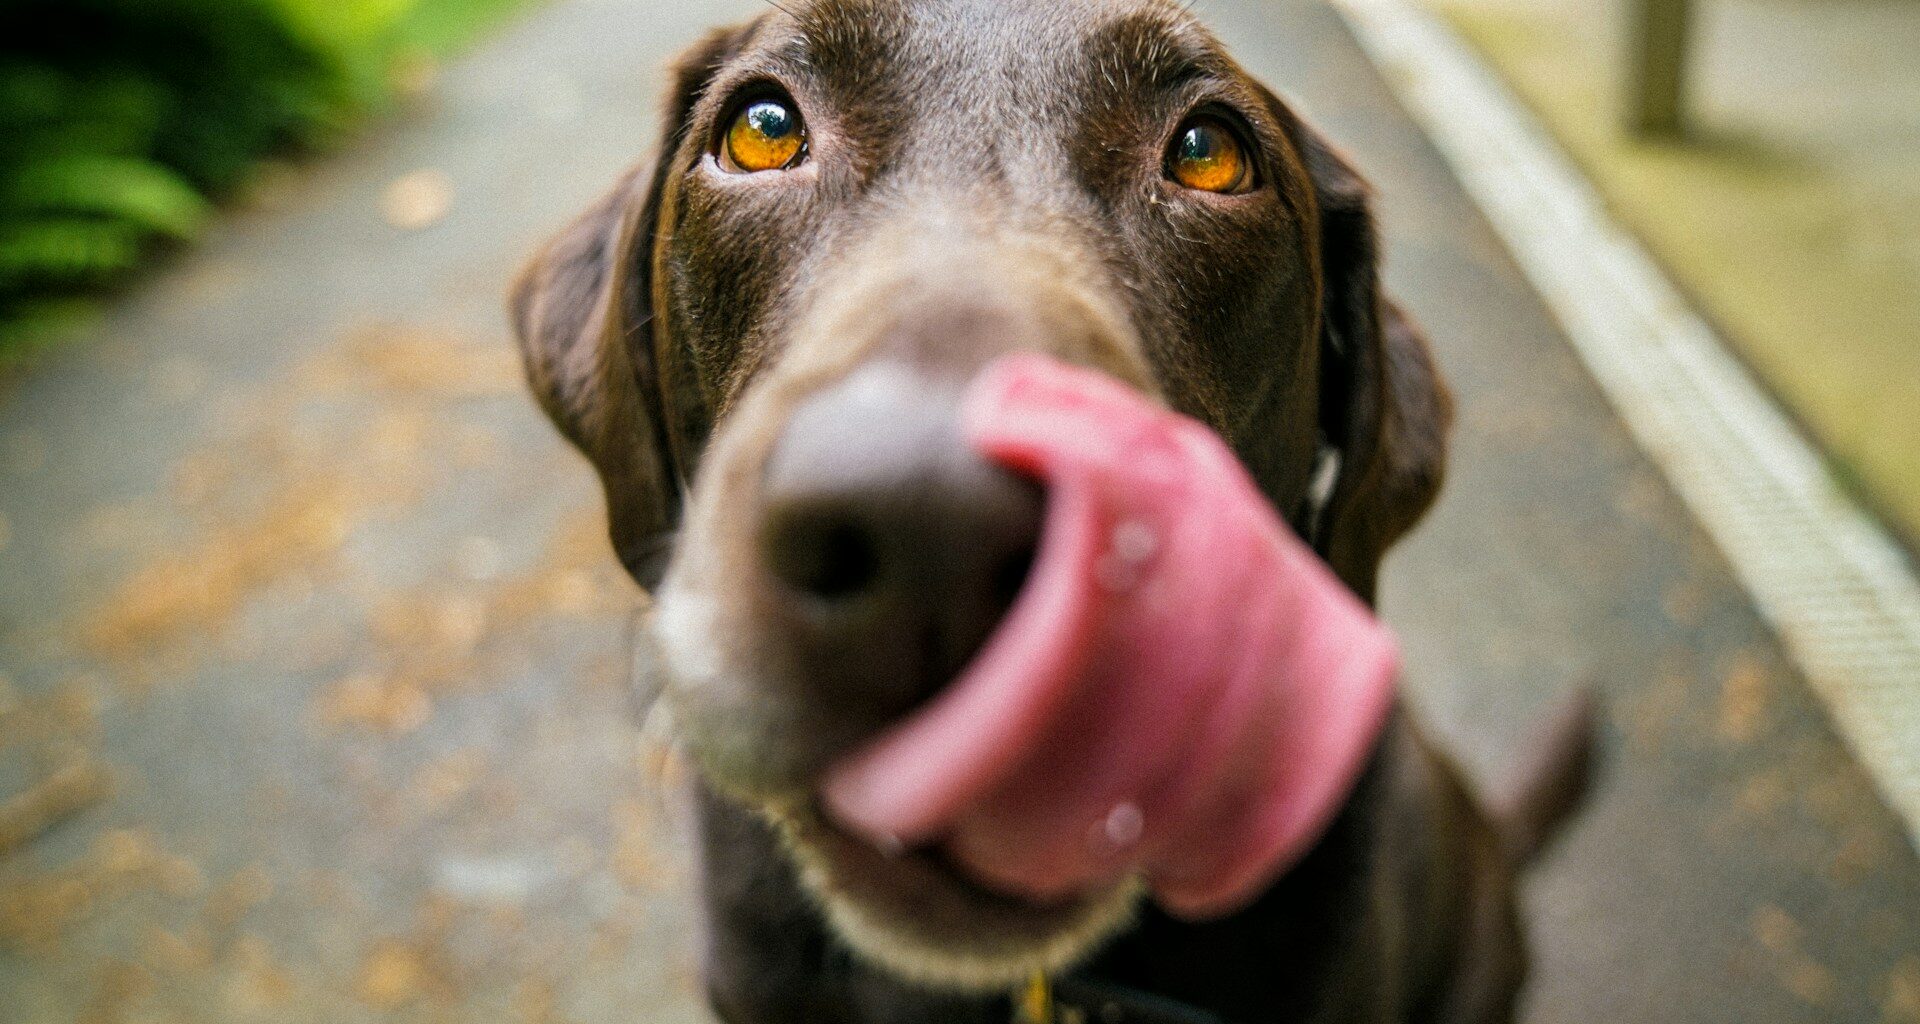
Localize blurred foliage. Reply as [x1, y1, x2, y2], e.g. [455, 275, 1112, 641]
[0, 0, 527, 365]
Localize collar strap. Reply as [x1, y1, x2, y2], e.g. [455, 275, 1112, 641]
[1046, 976, 1233, 1024]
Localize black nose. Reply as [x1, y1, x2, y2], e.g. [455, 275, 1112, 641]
[758, 362, 1043, 718]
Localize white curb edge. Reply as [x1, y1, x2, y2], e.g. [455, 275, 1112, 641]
[1334, 0, 1920, 850]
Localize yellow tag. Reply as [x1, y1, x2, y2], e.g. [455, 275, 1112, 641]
[1015, 971, 1053, 1024]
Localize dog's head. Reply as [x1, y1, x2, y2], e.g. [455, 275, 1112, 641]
[512, 0, 1448, 992]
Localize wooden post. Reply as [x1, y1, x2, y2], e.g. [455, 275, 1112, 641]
[1628, 0, 1692, 137]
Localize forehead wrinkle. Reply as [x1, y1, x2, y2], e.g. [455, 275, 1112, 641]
[788, 0, 894, 63]
[1084, 6, 1230, 96]
[727, 0, 908, 101]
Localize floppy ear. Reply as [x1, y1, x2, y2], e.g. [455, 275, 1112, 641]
[509, 25, 754, 589]
[1292, 121, 1453, 604]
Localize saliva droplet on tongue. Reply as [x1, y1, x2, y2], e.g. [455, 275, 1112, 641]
[1093, 519, 1158, 593]
[1089, 802, 1146, 859]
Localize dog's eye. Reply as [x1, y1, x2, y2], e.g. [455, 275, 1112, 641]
[1167, 118, 1252, 194]
[723, 98, 807, 173]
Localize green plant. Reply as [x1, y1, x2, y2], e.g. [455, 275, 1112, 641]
[0, 0, 526, 366]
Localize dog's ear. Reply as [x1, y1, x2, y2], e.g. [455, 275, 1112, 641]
[1289, 117, 1453, 604]
[509, 25, 755, 589]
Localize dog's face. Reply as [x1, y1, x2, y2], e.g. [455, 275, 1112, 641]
[513, 0, 1447, 992]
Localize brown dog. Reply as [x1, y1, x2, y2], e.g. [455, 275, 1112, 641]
[511, 1, 1591, 1020]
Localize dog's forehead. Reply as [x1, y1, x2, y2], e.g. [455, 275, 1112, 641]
[783, 0, 1206, 42]
[759, 0, 1228, 100]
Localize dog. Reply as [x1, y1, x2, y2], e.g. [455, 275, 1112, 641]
[510, 1, 1592, 1020]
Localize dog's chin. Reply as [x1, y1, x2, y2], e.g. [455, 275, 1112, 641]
[653, 598, 1141, 990]
[761, 802, 1144, 993]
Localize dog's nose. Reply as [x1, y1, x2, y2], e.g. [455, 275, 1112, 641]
[758, 362, 1043, 717]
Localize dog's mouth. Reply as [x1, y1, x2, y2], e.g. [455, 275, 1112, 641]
[814, 355, 1397, 922]
[763, 799, 1145, 992]
[661, 353, 1399, 989]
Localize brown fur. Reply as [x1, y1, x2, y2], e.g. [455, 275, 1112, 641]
[510, 2, 1590, 1020]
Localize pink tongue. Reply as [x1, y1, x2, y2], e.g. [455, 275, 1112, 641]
[820, 353, 1398, 919]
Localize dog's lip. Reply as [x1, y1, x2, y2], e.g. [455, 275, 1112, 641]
[765, 794, 1149, 993]
[793, 800, 1090, 912]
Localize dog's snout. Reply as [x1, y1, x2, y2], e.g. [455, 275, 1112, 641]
[758, 362, 1043, 714]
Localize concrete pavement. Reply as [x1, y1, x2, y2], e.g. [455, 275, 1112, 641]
[0, 0, 1914, 1021]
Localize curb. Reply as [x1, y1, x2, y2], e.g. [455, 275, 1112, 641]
[1335, 0, 1920, 851]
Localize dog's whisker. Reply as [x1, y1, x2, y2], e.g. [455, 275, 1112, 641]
[622, 591, 683, 726]
[628, 611, 685, 797]
[621, 310, 655, 343]
[624, 601, 666, 723]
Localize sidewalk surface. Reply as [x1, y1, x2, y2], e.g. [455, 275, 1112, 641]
[0, 1, 1915, 1022]
[1437, 0, 1920, 546]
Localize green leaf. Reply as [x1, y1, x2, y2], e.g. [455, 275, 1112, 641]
[5, 156, 211, 240]
[272, 0, 426, 49]
[0, 218, 148, 289]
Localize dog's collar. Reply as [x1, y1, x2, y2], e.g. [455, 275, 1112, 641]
[1040, 976, 1232, 1024]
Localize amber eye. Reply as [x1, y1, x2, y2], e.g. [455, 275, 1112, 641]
[1167, 118, 1252, 193]
[723, 98, 807, 173]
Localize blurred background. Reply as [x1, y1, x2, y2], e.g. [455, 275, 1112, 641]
[0, 0, 1915, 1022]
[0, 0, 521, 361]
[1440, 0, 1920, 557]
